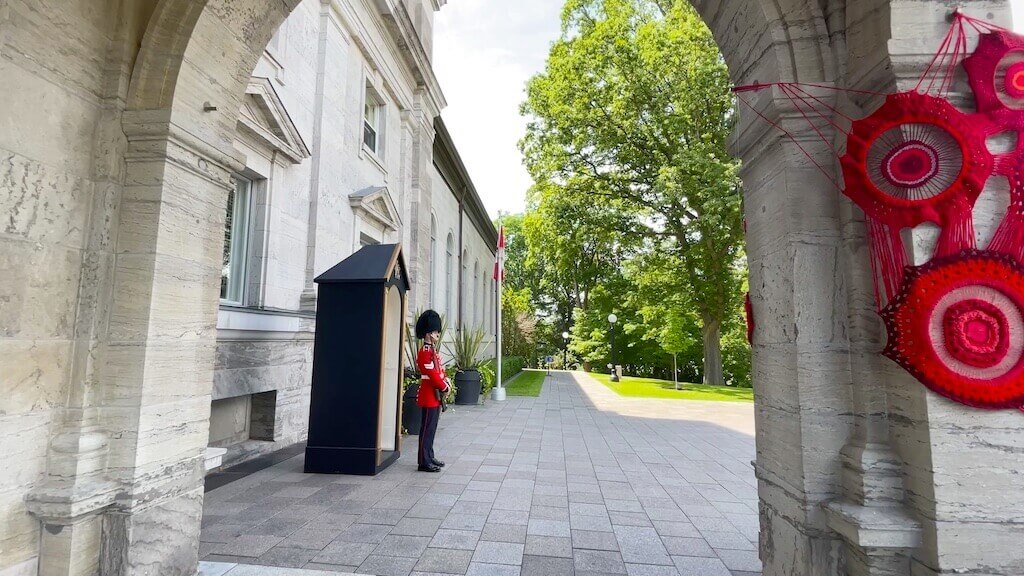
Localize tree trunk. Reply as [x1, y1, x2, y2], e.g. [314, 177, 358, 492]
[702, 317, 724, 386]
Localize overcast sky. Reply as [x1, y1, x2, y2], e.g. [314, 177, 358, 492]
[433, 0, 563, 220]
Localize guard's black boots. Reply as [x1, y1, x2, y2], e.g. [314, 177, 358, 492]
[417, 464, 441, 472]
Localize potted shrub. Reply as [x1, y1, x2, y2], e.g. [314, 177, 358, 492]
[449, 326, 487, 405]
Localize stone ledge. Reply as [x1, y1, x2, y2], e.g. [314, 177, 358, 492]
[823, 500, 922, 550]
[24, 479, 118, 524]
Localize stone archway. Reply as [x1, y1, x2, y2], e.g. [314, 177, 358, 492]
[7, 1, 1023, 575]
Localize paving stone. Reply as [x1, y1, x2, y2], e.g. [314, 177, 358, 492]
[609, 512, 653, 527]
[660, 537, 715, 557]
[210, 535, 283, 557]
[524, 535, 573, 558]
[571, 513, 613, 532]
[374, 535, 432, 558]
[392, 517, 444, 537]
[465, 562, 522, 576]
[520, 554, 575, 576]
[244, 517, 307, 538]
[361, 508, 409, 526]
[613, 526, 672, 566]
[701, 531, 755, 551]
[472, 541, 526, 566]
[357, 554, 418, 576]
[531, 495, 568, 508]
[652, 521, 700, 539]
[671, 556, 731, 576]
[336, 523, 393, 544]
[526, 519, 571, 538]
[442, 513, 489, 531]
[481, 522, 528, 543]
[569, 492, 606, 504]
[570, 503, 609, 517]
[305, 563, 359, 572]
[451, 501, 495, 516]
[312, 542, 377, 566]
[254, 545, 318, 567]
[715, 549, 762, 572]
[488, 509, 530, 525]
[414, 548, 474, 574]
[530, 506, 569, 521]
[572, 529, 620, 551]
[201, 524, 246, 544]
[430, 529, 482, 551]
[625, 564, 681, 576]
[574, 549, 627, 574]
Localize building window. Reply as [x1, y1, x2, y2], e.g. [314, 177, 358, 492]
[463, 250, 469, 328]
[360, 232, 380, 247]
[483, 275, 489, 332]
[446, 233, 455, 321]
[473, 262, 480, 328]
[430, 215, 437, 308]
[363, 88, 384, 155]
[221, 176, 253, 305]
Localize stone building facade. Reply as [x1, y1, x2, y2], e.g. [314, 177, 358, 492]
[1, 1, 1023, 576]
[202, 0, 497, 469]
[0, 1, 497, 574]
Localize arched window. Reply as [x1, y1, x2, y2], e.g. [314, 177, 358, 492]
[463, 249, 469, 328]
[473, 261, 480, 328]
[446, 233, 455, 321]
[429, 215, 437, 308]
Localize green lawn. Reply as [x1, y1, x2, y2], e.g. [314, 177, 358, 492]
[503, 369, 546, 397]
[589, 373, 754, 402]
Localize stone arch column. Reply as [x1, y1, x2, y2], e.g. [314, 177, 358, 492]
[96, 1, 299, 573]
[692, 2, 853, 575]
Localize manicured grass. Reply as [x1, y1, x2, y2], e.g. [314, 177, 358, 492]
[503, 369, 546, 397]
[589, 372, 754, 402]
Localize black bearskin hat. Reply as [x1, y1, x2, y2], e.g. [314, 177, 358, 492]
[415, 310, 442, 339]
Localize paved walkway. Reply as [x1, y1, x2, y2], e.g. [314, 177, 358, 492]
[199, 371, 760, 576]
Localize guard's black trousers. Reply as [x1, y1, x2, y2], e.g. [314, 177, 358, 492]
[418, 406, 440, 467]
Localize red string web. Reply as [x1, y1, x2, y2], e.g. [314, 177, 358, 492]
[734, 10, 1024, 410]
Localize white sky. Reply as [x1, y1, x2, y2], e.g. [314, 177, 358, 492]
[434, 2, 1024, 220]
[433, 0, 563, 219]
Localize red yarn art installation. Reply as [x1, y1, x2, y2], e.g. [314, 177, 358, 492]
[881, 250, 1024, 408]
[734, 12, 1024, 410]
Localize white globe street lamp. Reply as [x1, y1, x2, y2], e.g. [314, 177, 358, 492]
[561, 331, 570, 369]
[607, 314, 619, 381]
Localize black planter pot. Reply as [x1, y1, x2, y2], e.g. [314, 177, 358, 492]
[402, 382, 422, 435]
[454, 370, 482, 405]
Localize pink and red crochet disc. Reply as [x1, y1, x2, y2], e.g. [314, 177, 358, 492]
[881, 250, 1024, 408]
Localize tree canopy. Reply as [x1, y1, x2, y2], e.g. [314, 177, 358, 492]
[519, 0, 745, 385]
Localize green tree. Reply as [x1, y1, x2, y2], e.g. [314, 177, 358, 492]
[521, 0, 743, 385]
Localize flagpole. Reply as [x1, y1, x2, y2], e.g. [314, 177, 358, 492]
[492, 222, 506, 401]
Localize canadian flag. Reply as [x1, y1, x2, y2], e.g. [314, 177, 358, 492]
[493, 225, 505, 282]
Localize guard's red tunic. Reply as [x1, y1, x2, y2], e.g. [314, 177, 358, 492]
[416, 343, 449, 408]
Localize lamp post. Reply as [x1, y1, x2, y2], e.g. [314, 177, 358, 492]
[608, 313, 618, 382]
[562, 331, 569, 369]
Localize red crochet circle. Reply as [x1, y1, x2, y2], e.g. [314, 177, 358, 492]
[881, 250, 1024, 409]
[1006, 62, 1024, 99]
[941, 299, 1009, 368]
[964, 31, 1024, 128]
[840, 92, 994, 230]
[881, 140, 939, 188]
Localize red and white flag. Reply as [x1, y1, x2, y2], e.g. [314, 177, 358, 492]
[493, 225, 505, 282]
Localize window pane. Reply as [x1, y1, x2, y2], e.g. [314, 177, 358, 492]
[220, 188, 235, 300]
[363, 121, 376, 152]
[221, 177, 251, 304]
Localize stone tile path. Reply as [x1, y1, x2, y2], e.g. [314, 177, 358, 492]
[200, 371, 760, 575]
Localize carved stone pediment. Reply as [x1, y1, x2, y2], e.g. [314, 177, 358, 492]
[350, 186, 402, 232]
[238, 77, 310, 164]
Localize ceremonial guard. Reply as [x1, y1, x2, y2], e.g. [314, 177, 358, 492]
[415, 310, 449, 472]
